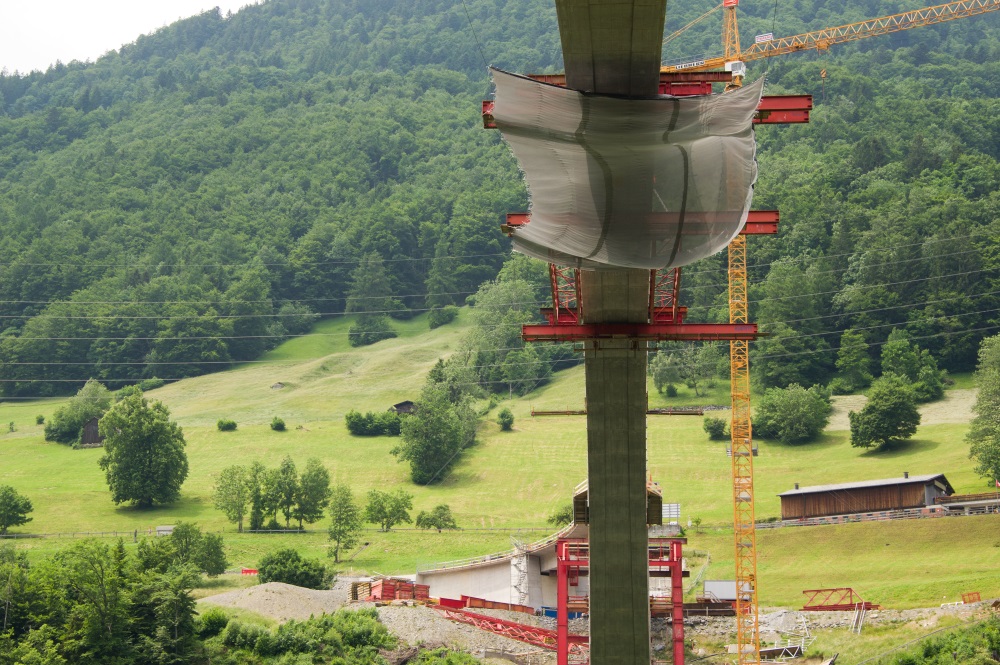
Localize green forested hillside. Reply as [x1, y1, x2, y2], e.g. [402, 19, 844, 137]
[0, 0, 999, 397]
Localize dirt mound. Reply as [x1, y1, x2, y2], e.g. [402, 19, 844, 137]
[197, 581, 349, 621]
[198, 581, 541, 657]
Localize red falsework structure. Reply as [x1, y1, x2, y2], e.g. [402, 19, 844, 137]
[481, 87, 810, 128]
[431, 606, 589, 657]
[508, 210, 778, 343]
[555, 538, 687, 665]
[802, 588, 880, 611]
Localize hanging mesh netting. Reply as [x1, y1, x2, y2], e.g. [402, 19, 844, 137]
[491, 68, 764, 270]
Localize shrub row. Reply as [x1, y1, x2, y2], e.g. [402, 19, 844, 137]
[345, 409, 402, 436]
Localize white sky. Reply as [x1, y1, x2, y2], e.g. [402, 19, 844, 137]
[0, 1, 256, 74]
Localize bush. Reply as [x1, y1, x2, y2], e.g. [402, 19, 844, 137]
[849, 374, 921, 449]
[665, 384, 678, 397]
[497, 408, 514, 431]
[138, 377, 166, 391]
[547, 504, 574, 526]
[270, 417, 286, 431]
[345, 409, 401, 436]
[428, 305, 459, 329]
[348, 317, 396, 347]
[35, 415, 44, 425]
[222, 620, 270, 651]
[753, 384, 833, 444]
[217, 419, 237, 432]
[44, 379, 113, 444]
[703, 416, 728, 441]
[827, 377, 854, 395]
[198, 607, 230, 637]
[258, 548, 329, 589]
[415, 504, 459, 530]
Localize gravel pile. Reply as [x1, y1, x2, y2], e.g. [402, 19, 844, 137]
[198, 580, 351, 622]
[374, 603, 552, 659]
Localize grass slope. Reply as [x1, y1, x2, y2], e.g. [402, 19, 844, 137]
[2, 309, 998, 608]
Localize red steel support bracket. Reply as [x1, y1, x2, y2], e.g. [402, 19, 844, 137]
[522, 322, 758, 342]
[482, 95, 811, 129]
[502, 211, 779, 237]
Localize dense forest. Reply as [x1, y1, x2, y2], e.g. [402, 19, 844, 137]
[0, 0, 998, 396]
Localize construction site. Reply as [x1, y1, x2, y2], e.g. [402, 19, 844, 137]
[358, 1, 1000, 663]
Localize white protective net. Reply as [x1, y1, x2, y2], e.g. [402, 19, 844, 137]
[491, 68, 764, 270]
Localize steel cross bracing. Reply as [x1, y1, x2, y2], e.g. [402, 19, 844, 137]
[728, 234, 760, 664]
[554, 538, 687, 665]
[802, 587, 881, 611]
[431, 606, 589, 658]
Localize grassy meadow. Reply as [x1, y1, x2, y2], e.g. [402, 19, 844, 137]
[2, 309, 998, 609]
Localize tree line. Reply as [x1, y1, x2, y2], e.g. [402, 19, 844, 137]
[0, 0, 996, 398]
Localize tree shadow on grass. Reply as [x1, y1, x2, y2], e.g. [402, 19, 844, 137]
[860, 438, 940, 458]
[111, 494, 208, 519]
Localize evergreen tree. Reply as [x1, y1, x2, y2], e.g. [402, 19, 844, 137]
[346, 253, 399, 347]
[968, 334, 1000, 486]
[834, 328, 872, 393]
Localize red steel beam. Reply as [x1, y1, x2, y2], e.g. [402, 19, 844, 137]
[433, 606, 588, 650]
[523, 322, 757, 342]
[482, 94, 811, 129]
[528, 71, 733, 87]
[503, 211, 778, 237]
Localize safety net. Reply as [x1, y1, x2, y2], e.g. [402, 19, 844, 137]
[491, 68, 764, 270]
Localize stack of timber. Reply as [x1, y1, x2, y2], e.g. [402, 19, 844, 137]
[363, 578, 430, 602]
[350, 581, 372, 600]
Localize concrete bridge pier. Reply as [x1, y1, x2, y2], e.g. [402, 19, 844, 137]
[581, 269, 651, 663]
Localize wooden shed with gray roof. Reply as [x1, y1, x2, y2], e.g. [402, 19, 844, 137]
[778, 473, 955, 520]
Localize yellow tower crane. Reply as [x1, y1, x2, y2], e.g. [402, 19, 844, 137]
[660, 1, 1000, 663]
[663, 0, 1000, 82]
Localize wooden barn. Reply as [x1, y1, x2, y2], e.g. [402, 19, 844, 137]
[79, 417, 104, 448]
[778, 473, 955, 520]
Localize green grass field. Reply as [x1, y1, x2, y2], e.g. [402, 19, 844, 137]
[2, 309, 998, 610]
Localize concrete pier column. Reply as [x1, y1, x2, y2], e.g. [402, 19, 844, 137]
[580, 269, 651, 664]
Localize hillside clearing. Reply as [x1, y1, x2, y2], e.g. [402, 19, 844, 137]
[826, 388, 977, 431]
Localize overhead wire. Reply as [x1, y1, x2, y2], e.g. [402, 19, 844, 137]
[1, 258, 991, 320]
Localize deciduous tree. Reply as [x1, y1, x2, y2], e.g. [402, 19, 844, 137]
[849, 374, 921, 449]
[364, 489, 413, 532]
[754, 384, 833, 445]
[327, 484, 362, 563]
[394, 384, 467, 485]
[0, 486, 33, 535]
[415, 505, 459, 531]
[294, 458, 331, 528]
[97, 392, 188, 507]
[213, 465, 251, 532]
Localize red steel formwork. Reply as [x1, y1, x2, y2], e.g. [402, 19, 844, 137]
[802, 588, 881, 611]
[555, 538, 687, 665]
[503, 210, 778, 343]
[482, 94, 810, 128]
